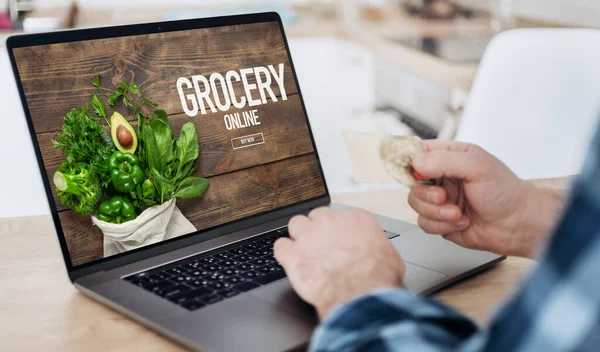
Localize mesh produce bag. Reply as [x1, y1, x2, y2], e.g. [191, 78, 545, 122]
[91, 199, 196, 257]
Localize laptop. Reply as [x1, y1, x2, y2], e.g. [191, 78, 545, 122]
[6, 12, 503, 352]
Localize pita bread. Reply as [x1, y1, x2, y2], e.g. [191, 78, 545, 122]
[378, 135, 433, 185]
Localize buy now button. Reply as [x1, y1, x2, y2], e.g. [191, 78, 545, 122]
[231, 133, 265, 149]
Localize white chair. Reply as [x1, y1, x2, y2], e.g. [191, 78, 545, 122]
[455, 28, 600, 180]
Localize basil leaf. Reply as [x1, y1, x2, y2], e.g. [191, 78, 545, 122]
[149, 110, 174, 168]
[137, 112, 145, 138]
[174, 122, 199, 175]
[90, 94, 106, 118]
[174, 176, 209, 199]
[142, 124, 160, 172]
[151, 167, 176, 203]
[178, 160, 196, 180]
[136, 112, 146, 171]
[149, 109, 169, 126]
[92, 75, 100, 88]
[151, 168, 174, 186]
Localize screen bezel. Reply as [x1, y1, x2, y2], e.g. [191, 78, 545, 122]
[6, 12, 330, 281]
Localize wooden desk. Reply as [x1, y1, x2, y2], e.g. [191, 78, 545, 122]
[0, 185, 548, 351]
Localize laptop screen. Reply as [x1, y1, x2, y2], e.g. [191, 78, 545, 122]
[11, 20, 327, 268]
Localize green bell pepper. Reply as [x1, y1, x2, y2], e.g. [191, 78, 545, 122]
[96, 195, 137, 224]
[107, 151, 145, 193]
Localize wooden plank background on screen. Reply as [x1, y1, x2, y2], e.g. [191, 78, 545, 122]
[13, 21, 326, 266]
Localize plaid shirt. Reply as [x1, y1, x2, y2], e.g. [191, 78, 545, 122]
[311, 128, 600, 352]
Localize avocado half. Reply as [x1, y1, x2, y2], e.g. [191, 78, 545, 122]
[110, 112, 138, 154]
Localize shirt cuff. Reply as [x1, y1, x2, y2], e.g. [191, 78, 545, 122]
[310, 287, 480, 351]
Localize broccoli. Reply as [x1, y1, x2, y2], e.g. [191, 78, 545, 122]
[53, 162, 103, 215]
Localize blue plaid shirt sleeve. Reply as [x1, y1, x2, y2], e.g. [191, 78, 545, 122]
[311, 124, 600, 352]
[310, 288, 485, 351]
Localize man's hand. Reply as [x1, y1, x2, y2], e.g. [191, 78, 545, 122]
[409, 140, 561, 258]
[273, 208, 405, 321]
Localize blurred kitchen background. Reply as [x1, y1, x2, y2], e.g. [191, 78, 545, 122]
[1, 0, 599, 217]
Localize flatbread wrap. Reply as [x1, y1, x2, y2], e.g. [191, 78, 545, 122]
[379, 135, 434, 185]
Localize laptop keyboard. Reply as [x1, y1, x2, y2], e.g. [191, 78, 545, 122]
[123, 228, 289, 311]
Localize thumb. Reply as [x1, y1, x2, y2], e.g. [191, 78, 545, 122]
[412, 149, 483, 181]
[443, 232, 470, 248]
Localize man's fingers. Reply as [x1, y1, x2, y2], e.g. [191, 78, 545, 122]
[421, 139, 472, 153]
[273, 237, 296, 267]
[288, 215, 313, 240]
[408, 193, 462, 221]
[308, 207, 332, 220]
[417, 215, 470, 235]
[409, 185, 447, 205]
[412, 149, 482, 181]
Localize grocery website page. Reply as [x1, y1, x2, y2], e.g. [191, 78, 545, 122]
[13, 21, 327, 267]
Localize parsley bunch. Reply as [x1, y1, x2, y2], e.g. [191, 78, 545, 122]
[52, 106, 115, 188]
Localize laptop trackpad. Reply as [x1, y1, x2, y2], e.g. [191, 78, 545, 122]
[403, 261, 448, 292]
[253, 264, 447, 319]
[251, 279, 318, 325]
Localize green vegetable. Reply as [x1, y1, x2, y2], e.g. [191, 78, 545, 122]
[90, 93, 109, 126]
[150, 167, 176, 204]
[138, 111, 209, 204]
[93, 75, 158, 116]
[85, 76, 207, 213]
[107, 151, 145, 193]
[141, 179, 156, 200]
[92, 75, 100, 88]
[96, 195, 137, 224]
[53, 162, 103, 215]
[138, 110, 173, 175]
[52, 106, 115, 188]
[136, 112, 147, 169]
[148, 110, 174, 169]
[173, 123, 199, 180]
[173, 176, 210, 199]
[133, 178, 158, 209]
